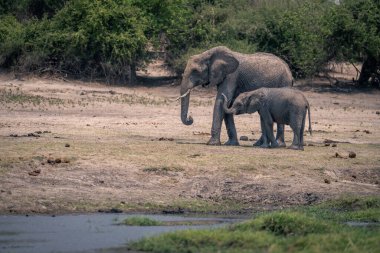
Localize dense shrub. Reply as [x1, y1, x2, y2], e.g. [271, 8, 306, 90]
[0, 15, 24, 67]
[0, 0, 379, 86]
[325, 0, 380, 86]
[21, 0, 148, 83]
[253, 1, 333, 78]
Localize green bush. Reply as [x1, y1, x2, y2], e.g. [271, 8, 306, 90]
[253, 1, 333, 78]
[0, 0, 379, 85]
[325, 0, 380, 86]
[0, 15, 24, 67]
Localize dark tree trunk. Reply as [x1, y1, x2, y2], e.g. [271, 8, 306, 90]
[358, 56, 378, 87]
[129, 63, 137, 85]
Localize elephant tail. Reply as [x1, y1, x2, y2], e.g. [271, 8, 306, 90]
[307, 104, 312, 136]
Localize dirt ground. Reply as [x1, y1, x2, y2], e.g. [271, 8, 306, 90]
[0, 69, 379, 215]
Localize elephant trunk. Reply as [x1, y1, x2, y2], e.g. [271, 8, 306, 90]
[222, 93, 236, 114]
[180, 85, 193, 125]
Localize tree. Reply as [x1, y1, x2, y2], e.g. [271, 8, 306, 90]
[325, 0, 380, 87]
[23, 0, 148, 84]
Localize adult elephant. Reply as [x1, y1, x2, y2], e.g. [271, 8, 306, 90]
[179, 46, 293, 146]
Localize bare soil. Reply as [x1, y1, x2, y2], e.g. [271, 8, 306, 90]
[0, 70, 379, 215]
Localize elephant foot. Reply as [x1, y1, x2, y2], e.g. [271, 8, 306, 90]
[270, 141, 280, 149]
[224, 139, 240, 146]
[207, 138, 221, 146]
[288, 145, 304, 151]
[276, 139, 286, 148]
[259, 143, 270, 149]
[253, 138, 264, 147]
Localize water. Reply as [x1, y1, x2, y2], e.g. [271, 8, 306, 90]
[0, 214, 237, 253]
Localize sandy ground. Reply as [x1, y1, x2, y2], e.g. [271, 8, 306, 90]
[0, 70, 379, 215]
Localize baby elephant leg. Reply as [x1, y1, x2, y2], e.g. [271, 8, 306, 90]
[260, 114, 279, 148]
[258, 115, 270, 148]
[288, 117, 304, 150]
[275, 124, 286, 147]
[253, 119, 265, 146]
[267, 122, 279, 148]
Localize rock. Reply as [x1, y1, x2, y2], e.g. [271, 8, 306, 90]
[324, 143, 330, 147]
[308, 143, 314, 146]
[158, 137, 174, 141]
[27, 133, 40, 137]
[335, 152, 343, 158]
[376, 111, 380, 115]
[348, 151, 356, 158]
[332, 143, 337, 147]
[240, 136, 249, 141]
[98, 208, 123, 213]
[162, 207, 185, 214]
[324, 179, 331, 184]
[28, 169, 41, 176]
[363, 130, 371, 134]
[47, 158, 55, 164]
[65, 143, 70, 147]
[55, 158, 62, 164]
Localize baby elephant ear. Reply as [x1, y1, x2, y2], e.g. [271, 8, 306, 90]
[209, 52, 239, 86]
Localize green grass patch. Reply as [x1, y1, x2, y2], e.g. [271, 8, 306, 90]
[129, 197, 380, 253]
[119, 216, 224, 227]
[304, 197, 380, 222]
[120, 216, 163, 226]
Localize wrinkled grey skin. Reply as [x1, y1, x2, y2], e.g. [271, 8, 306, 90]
[223, 88, 312, 150]
[180, 46, 293, 146]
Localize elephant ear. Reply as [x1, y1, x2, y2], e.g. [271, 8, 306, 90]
[209, 52, 239, 86]
[247, 90, 265, 113]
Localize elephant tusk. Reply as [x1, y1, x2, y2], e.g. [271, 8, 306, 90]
[221, 93, 231, 104]
[173, 88, 193, 101]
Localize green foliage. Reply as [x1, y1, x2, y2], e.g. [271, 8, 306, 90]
[325, 0, 380, 86]
[325, 0, 380, 62]
[21, 0, 148, 83]
[130, 197, 380, 253]
[306, 196, 380, 222]
[234, 212, 331, 236]
[0, 0, 379, 85]
[0, 0, 67, 19]
[120, 216, 163, 226]
[254, 1, 334, 78]
[0, 15, 24, 67]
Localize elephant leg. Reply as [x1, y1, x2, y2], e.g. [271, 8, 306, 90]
[266, 122, 279, 148]
[288, 123, 302, 150]
[224, 113, 239, 146]
[207, 81, 237, 146]
[207, 101, 223, 145]
[258, 115, 272, 148]
[276, 124, 286, 147]
[253, 119, 265, 146]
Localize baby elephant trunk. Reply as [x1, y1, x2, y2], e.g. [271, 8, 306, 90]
[222, 94, 236, 114]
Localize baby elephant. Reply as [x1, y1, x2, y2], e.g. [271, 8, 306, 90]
[222, 88, 311, 150]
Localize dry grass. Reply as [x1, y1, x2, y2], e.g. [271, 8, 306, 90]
[0, 74, 379, 214]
